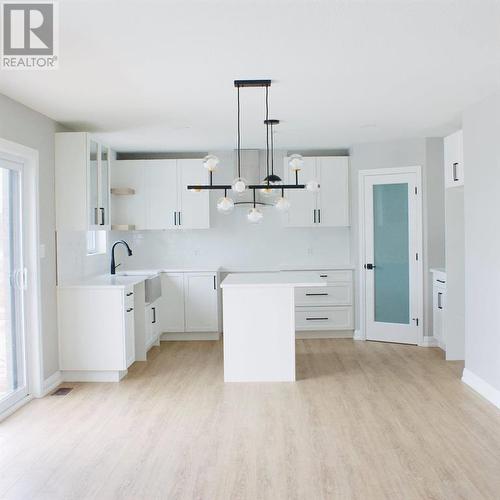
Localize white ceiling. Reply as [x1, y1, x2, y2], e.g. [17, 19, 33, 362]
[1, 0, 500, 152]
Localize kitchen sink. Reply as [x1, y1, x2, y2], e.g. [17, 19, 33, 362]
[144, 275, 162, 304]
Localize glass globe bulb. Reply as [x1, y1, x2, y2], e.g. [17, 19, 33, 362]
[260, 186, 275, 197]
[306, 179, 320, 192]
[216, 196, 235, 214]
[247, 207, 263, 224]
[202, 154, 219, 172]
[275, 196, 291, 212]
[289, 154, 304, 172]
[231, 177, 248, 194]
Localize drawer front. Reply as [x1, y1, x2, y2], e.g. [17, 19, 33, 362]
[315, 270, 352, 283]
[295, 284, 352, 306]
[295, 307, 353, 331]
[124, 286, 134, 309]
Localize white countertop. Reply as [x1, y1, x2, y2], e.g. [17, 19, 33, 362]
[220, 271, 327, 289]
[59, 274, 156, 289]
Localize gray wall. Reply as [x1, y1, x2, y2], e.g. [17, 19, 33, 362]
[463, 92, 500, 391]
[0, 93, 63, 380]
[349, 138, 445, 338]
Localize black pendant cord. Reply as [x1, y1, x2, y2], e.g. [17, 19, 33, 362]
[224, 188, 227, 197]
[237, 85, 241, 178]
[265, 85, 270, 185]
[270, 121, 274, 176]
[253, 188, 256, 208]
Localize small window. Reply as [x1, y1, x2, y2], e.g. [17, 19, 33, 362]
[86, 230, 106, 256]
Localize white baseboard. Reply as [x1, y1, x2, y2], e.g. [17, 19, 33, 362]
[161, 332, 220, 341]
[41, 370, 62, 396]
[61, 370, 128, 382]
[353, 329, 365, 340]
[462, 368, 500, 409]
[296, 330, 353, 340]
[0, 395, 33, 423]
[419, 336, 439, 347]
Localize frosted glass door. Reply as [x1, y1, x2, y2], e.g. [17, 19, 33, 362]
[0, 159, 27, 414]
[363, 171, 422, 345]
[373, 183, 409, 324]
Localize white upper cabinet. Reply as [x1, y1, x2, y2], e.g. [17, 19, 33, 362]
[56, 132, 112, 231]
[444, 129, 464, 188]
[145, 160, 178, 230]
[111, 159, 209, 230]
[283, 155, 350, 227]
[178, 159, 210, 229]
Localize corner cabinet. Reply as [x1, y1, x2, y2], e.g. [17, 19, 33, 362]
[55, 132, 111, 231]
[283, 156, 350, 227]
[444, 130, 464, 188]
[111, 159, 210, 230]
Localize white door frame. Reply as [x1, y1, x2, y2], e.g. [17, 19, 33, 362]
[0, 137, 43, 418]
[358, 166, 424, 345]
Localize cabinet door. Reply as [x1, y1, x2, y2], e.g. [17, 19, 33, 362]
[111, 161, 146, 229]
[145, 304, 153, 346]
[317, 157, 350, 226]
[151, 302, 160, 340]
[98, 145, 111, 229]
[145, 160, 178, 229]
[124, 304, 135, 367]
[444, 130, 464, 188]
[88, 139, 100, 228]
[433, 286, 446, 347]
[285, 157, 317, 227]
[178, 159, 210, 229]
[160, 274, 185, 332]
[184, 273, 218, 332]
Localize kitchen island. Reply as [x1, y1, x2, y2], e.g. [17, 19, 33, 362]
[221, 271, 326, 382]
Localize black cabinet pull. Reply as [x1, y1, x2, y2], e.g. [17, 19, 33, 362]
[173, 212, 177, 226]
[126, 292, 133, 297]
[94, 207, 98, 225]
[100, 207, 105, 225]
[452, 162, 459, 182]
[437, 292, 443, 310]
[152, 307, 156, 323]
[126, 307, 133, 313]
[306, 317, 329, 321]
[305, 293, 328, 296]
[319, 274, 328, 278]
[313, 209, 316, 224]
[318, 209, 321, 224]
[213, 276, 217, 290]
[178, 211, 181, 226]
[436, 279, 446, 284]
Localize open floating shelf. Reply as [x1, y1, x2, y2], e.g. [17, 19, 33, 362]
[111, 224, 136, 231]
[111, 187, 136, 196]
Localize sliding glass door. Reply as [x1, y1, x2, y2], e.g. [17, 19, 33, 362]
[0, 158, 27, 414]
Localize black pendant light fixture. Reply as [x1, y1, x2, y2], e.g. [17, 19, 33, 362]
[187, 79, 319, 223]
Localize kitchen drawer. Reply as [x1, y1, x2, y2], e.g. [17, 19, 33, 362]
[124, 287, 134, 309]
[295, 283, 352, 306]
[315, 270, 352, 283]
[295, 307, 353, 331]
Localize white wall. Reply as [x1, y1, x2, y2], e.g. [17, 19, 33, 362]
[349, 138, 445, 338]
[114, 150, 351, 271]
[462, 92, 500, 400]
[0, 94, 64, 380]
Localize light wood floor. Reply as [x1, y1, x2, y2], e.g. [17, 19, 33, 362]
[1, 340, 499, 500]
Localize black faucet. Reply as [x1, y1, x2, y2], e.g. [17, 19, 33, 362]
[110, 240, 133, 275]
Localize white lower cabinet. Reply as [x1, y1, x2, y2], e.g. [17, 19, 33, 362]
[431, 270, 447, 350]
[160, 272, 220, 337]
[58, 285, 135, 381]
[292, 269, 354, 332]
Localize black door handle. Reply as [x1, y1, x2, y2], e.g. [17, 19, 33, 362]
[364, 263, 376, 270]
[152, 307, 156, 323]
[452, 162, 459, 182]
[100, 207, 105, 225]
[306, 317, 329, 321]
[305, 293, 329, 296]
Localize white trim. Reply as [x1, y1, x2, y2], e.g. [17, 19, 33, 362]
[358, 166, 424, 345]
[0, 394, 33, 423]
[419, 336, 439, 347]
[462, 368, 500, 409]
[0, 138, 44, 402]
[41, 370, 62, 396]
[296, 330, 353, 339]
[161, 332, 220, 341]
[61, 370, 128, 382]
[353, 329, 365, 340]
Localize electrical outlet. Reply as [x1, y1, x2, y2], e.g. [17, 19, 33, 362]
[307, 247, 314, 255]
